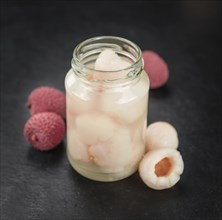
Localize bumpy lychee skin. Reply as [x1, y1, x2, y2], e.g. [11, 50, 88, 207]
[24, 112, 65, 151]
[142, 50, 169, 89]
[27, 86, 66, 118]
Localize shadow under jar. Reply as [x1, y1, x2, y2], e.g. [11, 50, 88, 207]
[65, 36, 150, 181]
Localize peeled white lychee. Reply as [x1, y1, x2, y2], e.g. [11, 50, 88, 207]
[66, 89, 96, 117]
[131, 71, 150, 97]
[75, 113, 116, 145]
[96, 115, 115, 141]
[139, 148, 184, 190]
[101, 92, 147, 124]
[130, 142, 146, 167]
[67, 129, 91, 163]
[91, 49, 132, 81]
[75, 114, 97, 145]
[94, 49, 131, 71]
[65, 69, 97, 116]
[100, 71, 148, 124]
[131, 117, 147, 144]
[145, 121, 179, 151]
[116, 98, 147, 124]
[89, 128, 134, 172]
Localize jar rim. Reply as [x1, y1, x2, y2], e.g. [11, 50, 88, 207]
[72, 36, 143, 73]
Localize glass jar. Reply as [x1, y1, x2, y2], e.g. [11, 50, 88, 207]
[65, 36, 149, 182]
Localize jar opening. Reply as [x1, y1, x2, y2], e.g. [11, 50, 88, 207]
[72, 36, 143, 83]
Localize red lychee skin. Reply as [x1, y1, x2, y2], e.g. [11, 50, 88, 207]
[24, 112, 65, 151]
[142, 50, 169, 89]
[27, 86, 66, 118]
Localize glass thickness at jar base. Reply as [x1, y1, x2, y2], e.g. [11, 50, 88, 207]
[67, 150, 139, 182]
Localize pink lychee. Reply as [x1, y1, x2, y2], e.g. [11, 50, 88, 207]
[27, 86, 66, 118]
[24, 112, 65, 151]
[142, 50, 169, 89]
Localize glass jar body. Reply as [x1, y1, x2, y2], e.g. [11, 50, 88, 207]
[65, 36, 149, 181]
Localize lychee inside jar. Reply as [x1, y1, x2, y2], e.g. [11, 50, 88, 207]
[65, 36, 149, 182]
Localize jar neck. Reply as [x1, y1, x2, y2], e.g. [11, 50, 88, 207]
[71, 36, 143, 86]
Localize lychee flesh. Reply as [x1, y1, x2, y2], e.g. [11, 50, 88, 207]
[139, 148, 184, 190]
[27, 86, 66, 118]
[94, 49, 131, 71]
[89, 128, 134, 172]
[75, 113, 116, 145]
[145, 121, 179, 151]
[24, 112, 65, 151]
[100, 72, 149, 125]
[142, 50, 169, 89]
[92, 49, 132, 81]
[67, 128, 91, 162]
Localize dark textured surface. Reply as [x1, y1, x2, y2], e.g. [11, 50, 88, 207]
[0, 1, 221, 220]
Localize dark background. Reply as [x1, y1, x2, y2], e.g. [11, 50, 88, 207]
[0, 1, 221, 220]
